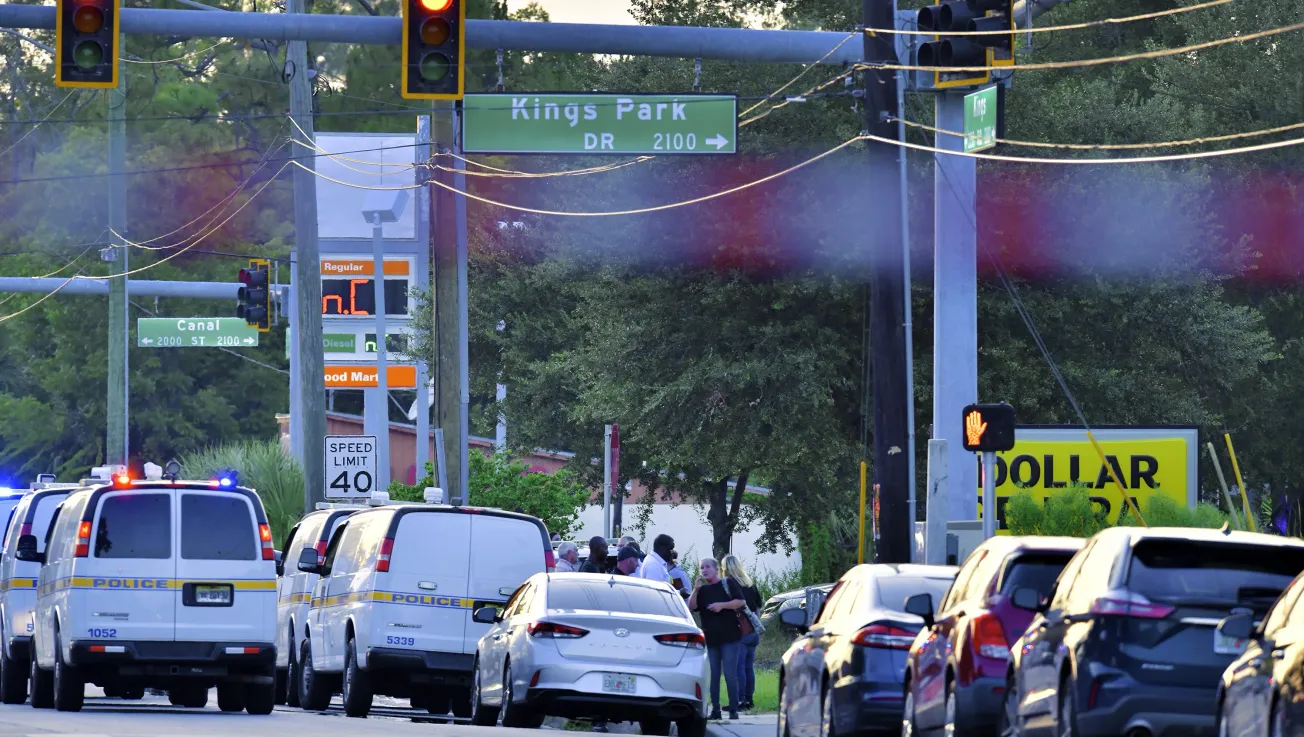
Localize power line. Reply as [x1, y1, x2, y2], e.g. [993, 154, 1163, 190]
[860, 130, 1304, 164]
[892, 116, 1304, 151]
[864, 0, 1234, 36]
[0, 90, 77, 161]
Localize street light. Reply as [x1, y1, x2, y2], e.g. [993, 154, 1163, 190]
[361, 190, 409, 494]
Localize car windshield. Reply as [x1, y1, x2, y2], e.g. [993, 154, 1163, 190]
[877, 576, 954, 614]
[1128, 539, 1304, 605]
[547, 579, 687, 618]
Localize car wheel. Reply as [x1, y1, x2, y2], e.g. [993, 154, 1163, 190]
[999, 674, 1018, 737]
[449, 686, 472, 718]
[341, 637, 373, 718]
[639, 718, 672, 735]
[51, 631, 83, 712]
[901, 684, 915, 737]
[820, 683, 836, 737]
[244, 672, 277, 715]
[679, 713, 709, 737]
[298, 638, 332, 711]
[28, 644, 52, 709]
[0, 638, 28, 704]
[470, 658, 500, 725]
[499, 662, 543, 729]
[1058, 675, 1077, 737]
[217, 683, 246, 712]
[285, 631, 301, 708]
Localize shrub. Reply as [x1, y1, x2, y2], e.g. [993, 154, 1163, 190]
[180, 440, 304, 547]
[1117, 494, 1230, 529]
[1006, 485, 1232, 538]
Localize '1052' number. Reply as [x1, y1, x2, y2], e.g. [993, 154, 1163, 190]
[88, 628, 118, 638]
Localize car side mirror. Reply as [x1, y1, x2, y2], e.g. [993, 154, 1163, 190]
[473, 606, 501, 624]
[274, 550, 284, 576]
[1217, 612, 1255, 641]
[904, 593, 935, 627]
[15, 534, 43, 563]
[1011, 587, 1046, 613]
[297, 547, 321, 574]
[779, 607, 808, 633]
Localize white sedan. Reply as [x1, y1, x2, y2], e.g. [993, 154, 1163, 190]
[470, 572, 708, 736]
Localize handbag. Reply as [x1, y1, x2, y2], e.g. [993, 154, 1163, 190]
[724, 577, 765, 636]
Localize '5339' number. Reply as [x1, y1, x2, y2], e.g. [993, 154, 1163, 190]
[386, 635, 414, 646]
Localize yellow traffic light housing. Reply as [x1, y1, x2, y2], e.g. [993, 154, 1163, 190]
[236, 259, 273, 333]
[55, 0, 120, 89]
[401, 0, 465, 100]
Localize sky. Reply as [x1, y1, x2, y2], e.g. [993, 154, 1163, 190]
[505, 0, 636, 25]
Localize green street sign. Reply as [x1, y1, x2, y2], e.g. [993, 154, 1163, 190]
[137, 317, 259, 348]
[285, 329, 357, 359]
[461, 94, 738, 155]
[963, 86, 998, 153]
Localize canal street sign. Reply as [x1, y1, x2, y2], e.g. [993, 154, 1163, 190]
[137, 317, 259, 348]
[461, 94, 738, 155]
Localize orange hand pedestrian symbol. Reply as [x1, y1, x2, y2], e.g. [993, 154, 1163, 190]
[965, 410, 987, 447]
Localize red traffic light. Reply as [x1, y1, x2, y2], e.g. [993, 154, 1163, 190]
[238, 268, 252, 285]
[419, 0, 453, 10]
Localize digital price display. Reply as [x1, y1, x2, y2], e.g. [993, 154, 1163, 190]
[320, 257, 413, 317]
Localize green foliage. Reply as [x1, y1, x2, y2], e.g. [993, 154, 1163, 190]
[1006, 487, 1232, 538]
[797, 512, 860, 586]
[1117, 495, 1231, 530]
[389, 452, 589, 539]
[180, 441, 304, 548]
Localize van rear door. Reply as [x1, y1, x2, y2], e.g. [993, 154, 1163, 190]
[381, 510, 470, 656]
[465, 513, 548, 653]
[174, 489, 275, 642]
[85, 489, 176, 642]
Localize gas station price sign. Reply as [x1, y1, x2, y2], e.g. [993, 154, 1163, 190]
[320, 257, 414, 317]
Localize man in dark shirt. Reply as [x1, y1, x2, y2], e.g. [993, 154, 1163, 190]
[612, 546, 640, 575]
[579, 535, 608, 573]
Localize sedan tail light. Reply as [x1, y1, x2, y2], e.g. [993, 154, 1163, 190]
[1089, 590, 1174, 619]
[527, 621, 588, 639]
[655, 632, 706, 649]
[851, 623, 916, 650]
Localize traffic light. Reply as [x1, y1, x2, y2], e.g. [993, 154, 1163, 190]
[916, 0, 1016, 89]
[55, 0, 120, 89]
[962, 403, 1017, 453]
[401, 0, 465, 100]
[236, 259, 272, 332]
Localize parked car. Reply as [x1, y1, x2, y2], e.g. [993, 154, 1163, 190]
[760, 583, 835, 633]
[1216, 569, 1304, 736]
[1004, 527, 1304, 737]
[902, 535, 1084, 736]
[777, 564, 958, 737]
[469, 572, 707, 736]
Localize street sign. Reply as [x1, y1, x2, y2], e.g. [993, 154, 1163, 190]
[137, 317, 259, 348]
[324, 435, 377, 500]
[461, 94, 738, 155]
[963, 86, 998, 153]
[324, 364, 418, 389]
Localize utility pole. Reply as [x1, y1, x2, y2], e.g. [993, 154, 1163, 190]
[106, 38, 128, 469]
[432, 101, 467, 505]
[287, 0, 327, 508]
[864, 0, 911, 563]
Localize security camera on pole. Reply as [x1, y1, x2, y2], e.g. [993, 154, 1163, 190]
[962, 402, 1016, 538]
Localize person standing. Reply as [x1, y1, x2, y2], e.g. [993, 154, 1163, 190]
[579, 536, 608, 573]
[555, 541, 579, 572]
[637, 534, 675, 585]
[721, 555, 763, 710]
[688, 557, 745, 721]
[667, 551, 691, 598]
[612, 546, 641, 575]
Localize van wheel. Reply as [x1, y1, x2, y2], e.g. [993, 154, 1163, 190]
[172, 683, 209, 708]
[217, 683, 246, 712]
[52, 632, 83, 712]
[285, 632, 301, 708]
[245, 674, 277, 715]
[120, 685, 145, 700]
[298, 639, 332, 711]
[28, 647, 52, 709]
[0, 642, 28, 704]
[274, 668, 287, 706]
[469, 660, 499, 726]
[341, 637, 373, 718]
[499, 662, 543, 729]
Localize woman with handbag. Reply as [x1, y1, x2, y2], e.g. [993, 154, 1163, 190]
[688, 557, 747, 721]
[721, 555, 764, 711]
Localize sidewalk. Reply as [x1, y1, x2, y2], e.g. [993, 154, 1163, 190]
[706, 713, 776, 737]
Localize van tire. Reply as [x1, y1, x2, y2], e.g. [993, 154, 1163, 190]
[274, 669, 287, 706]
[469, 661, 498, 726]
[121, 685, 145, 700]
[217, 683, 246, 712]
[52, 632, 83, 712]
[499, 662, 543, 729]
[245, 676, 277, 715]
[172, 683, 209, 708]
[298, 639, 332, 711]
[0, 644, 28, 704]
[28, 649, 52, 709]
[341, 637, 373, 718]
[285, 631, 301, 708]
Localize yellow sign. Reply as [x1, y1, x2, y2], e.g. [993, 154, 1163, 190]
[976, 429, 1198, 530]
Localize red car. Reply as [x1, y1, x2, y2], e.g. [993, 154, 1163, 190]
[901, 536, 1084, 736]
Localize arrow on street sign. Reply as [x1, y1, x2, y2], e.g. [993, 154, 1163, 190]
[140, 337, 154, 345]
[705, 134, 729, 150]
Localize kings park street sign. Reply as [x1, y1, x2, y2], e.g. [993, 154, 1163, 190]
[137, 317, 260, 348]
[461, 94, 738, 155]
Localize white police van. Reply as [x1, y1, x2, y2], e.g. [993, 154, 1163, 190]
[275, 502, 365, 705]
[26, 472, 278, 713]
[295, 493, 554, 717]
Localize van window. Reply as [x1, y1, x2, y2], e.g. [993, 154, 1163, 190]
[2, 499, 28, 551]
[546, 580, 687, 619]
[95, 493, 171, 559]
[181, 494, 256, 560]
[30, 493, 70, 553]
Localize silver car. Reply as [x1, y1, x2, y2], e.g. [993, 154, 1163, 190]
[469, 572, 708, 736]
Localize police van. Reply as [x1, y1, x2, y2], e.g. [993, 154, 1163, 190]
[26, 473, 278, 713]
[275, 502, 367, 705]
[294, 493, 553, 717]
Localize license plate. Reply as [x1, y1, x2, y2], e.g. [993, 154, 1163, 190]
[195, 585, 232, 605]
[601, 674, 636, 694]
[1213, 629, 1248, 655]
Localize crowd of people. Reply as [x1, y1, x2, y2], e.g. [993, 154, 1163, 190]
[552, 532, 763, 724]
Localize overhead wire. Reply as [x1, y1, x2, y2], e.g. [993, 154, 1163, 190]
[123, 40, 227, 64]
[863, 0, 1234, 36]
[0, 90, 77, 162]
[860, 130, 1304, 164]
[737, 31, 859, 119]
[891, 117, 1304, 151]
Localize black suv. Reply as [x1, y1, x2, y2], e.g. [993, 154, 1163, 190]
[1002, 526, 1304, 737]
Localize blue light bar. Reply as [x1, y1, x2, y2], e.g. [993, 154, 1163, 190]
[219, 477, 234, 488]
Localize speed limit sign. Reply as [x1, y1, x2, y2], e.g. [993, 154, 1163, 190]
[324, 435, 377, 500]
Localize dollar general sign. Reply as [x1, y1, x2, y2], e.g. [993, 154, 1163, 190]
[977, 426, 1198, 530]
